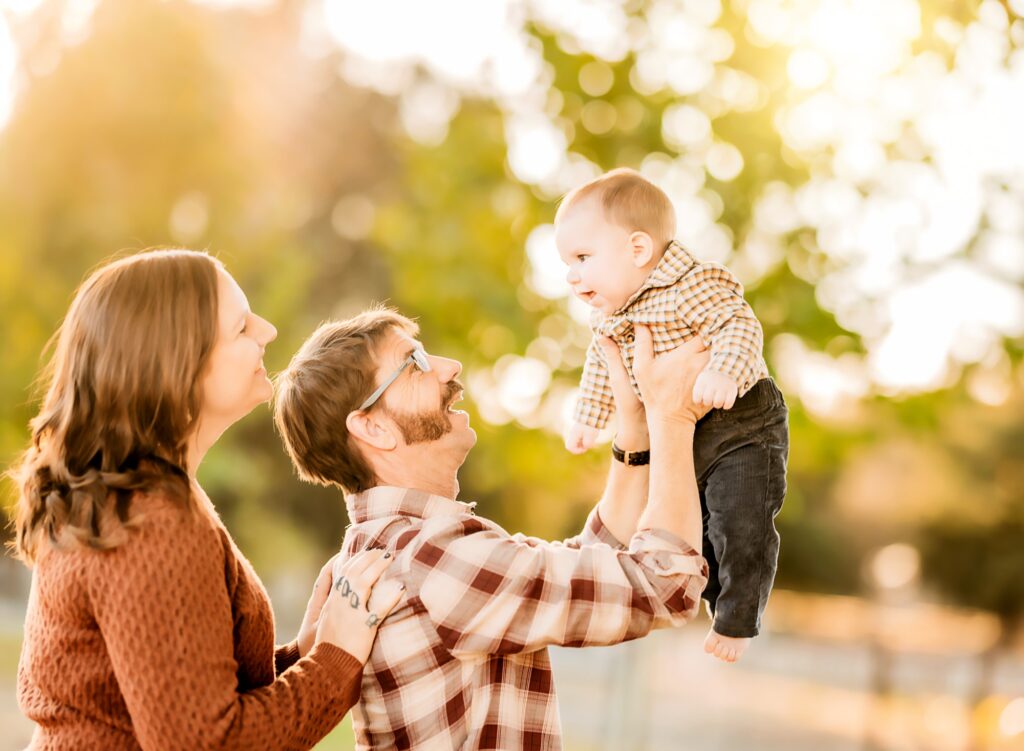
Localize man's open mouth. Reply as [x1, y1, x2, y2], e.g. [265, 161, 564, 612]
[446, 390, 465, 413]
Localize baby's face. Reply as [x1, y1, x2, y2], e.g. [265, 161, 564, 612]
[555, 200, 649, 315]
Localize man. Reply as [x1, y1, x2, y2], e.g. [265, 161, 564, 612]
[273, 308, 709, 750]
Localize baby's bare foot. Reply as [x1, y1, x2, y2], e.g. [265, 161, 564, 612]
[703, 629, 751, 664]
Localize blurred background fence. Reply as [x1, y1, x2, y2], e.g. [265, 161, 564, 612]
[1, 0, 1023, 748]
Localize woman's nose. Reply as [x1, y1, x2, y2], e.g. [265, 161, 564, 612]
[257, 315, 278, 344]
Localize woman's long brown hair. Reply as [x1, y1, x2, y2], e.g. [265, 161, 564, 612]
[9, 249, 221, 563]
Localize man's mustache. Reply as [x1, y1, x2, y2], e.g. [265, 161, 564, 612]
[442, 380, 464, 409]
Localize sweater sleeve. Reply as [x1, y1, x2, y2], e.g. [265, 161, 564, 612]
[89, 504, 364, 751]
[274, 641, 302, 676]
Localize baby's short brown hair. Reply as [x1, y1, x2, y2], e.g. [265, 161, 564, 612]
[556, 168, 677, 250]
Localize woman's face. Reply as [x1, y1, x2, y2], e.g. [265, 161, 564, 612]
[199, 268, 278, 426]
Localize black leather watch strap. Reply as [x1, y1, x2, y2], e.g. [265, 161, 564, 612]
[611, 442, 650, 466]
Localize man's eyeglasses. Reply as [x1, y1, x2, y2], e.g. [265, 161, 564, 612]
[359, 347, 432, 411]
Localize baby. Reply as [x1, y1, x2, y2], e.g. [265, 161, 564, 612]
[556, 168, 789, 663]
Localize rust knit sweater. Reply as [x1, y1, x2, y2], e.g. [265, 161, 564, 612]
[17, 492, 363, 750]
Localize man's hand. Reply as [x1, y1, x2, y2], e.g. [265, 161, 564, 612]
[632, 327, 710, 425]
[597, 335, 647, 448]
[692, 368, 739, 410]
[565, 422, 599, 454]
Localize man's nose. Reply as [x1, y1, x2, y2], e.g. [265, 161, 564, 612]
[430, 354, 462, 382]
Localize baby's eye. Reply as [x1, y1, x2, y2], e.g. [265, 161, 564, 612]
[577, 255, 589, 262]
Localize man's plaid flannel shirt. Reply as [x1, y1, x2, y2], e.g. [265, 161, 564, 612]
[574, 241, 770, 430]
[340, 485, 708, 750]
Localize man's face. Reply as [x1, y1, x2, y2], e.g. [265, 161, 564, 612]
[373, 330, 476, 454]
[555, 198, 650, 315]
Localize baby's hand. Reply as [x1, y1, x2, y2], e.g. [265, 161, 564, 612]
[565, 422, 600, 454]
[692, 369, 739, 410]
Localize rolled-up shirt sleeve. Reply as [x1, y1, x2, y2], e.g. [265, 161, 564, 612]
[397, 509, 708, 659]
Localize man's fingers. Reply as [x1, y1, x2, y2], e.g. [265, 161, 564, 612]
[679, 336, 707, 355]
[598, 337, 632, 390]
[597, 336, 620, 362]
[632, 325, 654, 369]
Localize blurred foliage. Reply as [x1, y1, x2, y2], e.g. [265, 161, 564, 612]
[0, 0, 1020, 636]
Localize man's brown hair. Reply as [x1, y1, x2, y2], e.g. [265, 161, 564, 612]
[555, 167, 677, 250]
[273, 308, 418, 494]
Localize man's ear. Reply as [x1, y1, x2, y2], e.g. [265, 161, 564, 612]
[345, 410, 398, 451]
[629, 231, 656, 267]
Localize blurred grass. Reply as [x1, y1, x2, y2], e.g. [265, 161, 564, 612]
[313, 715, 356, 751]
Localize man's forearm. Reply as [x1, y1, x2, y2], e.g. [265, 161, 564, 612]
[596, 428, 649, 544]
[637, 418, 702, 554]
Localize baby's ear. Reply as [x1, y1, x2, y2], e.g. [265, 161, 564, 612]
[629, 231, 656, 267]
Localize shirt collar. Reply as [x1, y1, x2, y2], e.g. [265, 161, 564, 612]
[345, 485, 477, 524]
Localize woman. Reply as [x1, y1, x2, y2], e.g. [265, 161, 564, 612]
[12, 249, 402, 749]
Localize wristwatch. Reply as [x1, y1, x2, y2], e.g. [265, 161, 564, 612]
[611, 442, 650, 466]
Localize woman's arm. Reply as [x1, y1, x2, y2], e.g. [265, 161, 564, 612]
[274, 641, 301, 675]
[90, 504, 362, 751]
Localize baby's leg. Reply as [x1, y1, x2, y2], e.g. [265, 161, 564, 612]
[699, 404, 788, 662]
[696, 481, 721, 620]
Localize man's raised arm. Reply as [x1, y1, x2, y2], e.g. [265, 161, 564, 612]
[393, 328, 710, 658]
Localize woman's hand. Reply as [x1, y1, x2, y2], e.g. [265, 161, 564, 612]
[295, 553, 342, 657]
[631, 327, 711, 426]
[597, 335, 648, 450]
[314, 549, 405, 664]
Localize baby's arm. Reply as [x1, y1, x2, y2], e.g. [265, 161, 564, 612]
[676, 264, 765, 408]
[568, 337, 615, 452]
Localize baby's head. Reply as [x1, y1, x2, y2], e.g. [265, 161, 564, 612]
[554, 168, 676, 315]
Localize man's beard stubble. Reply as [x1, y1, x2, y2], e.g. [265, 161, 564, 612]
[382, 380, 463, 445]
